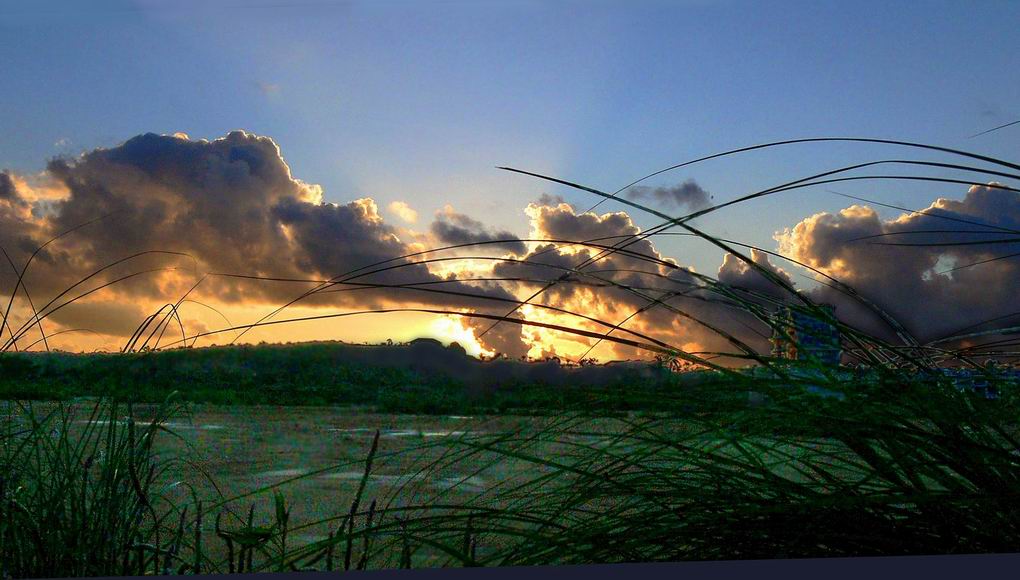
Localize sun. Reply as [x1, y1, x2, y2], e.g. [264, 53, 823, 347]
[427, 315, 494, 358]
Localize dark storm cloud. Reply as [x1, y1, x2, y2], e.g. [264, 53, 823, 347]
[777, 183, 1020, 343]
[624, 179, 712, 212]
[429, 208, 527, 255]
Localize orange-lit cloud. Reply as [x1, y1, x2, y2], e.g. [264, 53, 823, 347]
[0, 131, 518, 353]
[5, 131, 1016, 363]
[0, 139, 788, 365]
[387, 200, 419, 224]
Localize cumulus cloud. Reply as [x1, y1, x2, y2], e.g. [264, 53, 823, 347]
[502, 184, 1020, 359]
[387, 200, 419, 224]
[776, 183, 1020, 343]
[717, 249, 795, 300]
[0, 131, 517, 348]
[484, 199, 768, 361]
[7, 130, 1015, 362]
[429, 205, 527, 255]
[3, 135, 745, 360]
[624, 179, 712, 212]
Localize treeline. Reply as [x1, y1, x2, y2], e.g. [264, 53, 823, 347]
[0, 340, 711, 414]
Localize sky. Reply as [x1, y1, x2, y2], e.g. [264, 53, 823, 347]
[1, 0, 1019, 361]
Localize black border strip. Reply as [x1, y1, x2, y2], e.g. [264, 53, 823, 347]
[71, 553, 1020, 580]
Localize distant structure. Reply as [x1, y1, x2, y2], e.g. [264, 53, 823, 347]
[758, 306, 1020, 401]
[769, 304, 842, 367]
[925, 363, 1020, 400]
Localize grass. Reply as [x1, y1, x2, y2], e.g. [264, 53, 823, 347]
[4, 373, 1018, 576]
[2, 136, 1020, 575]
[0, 398, 198, 577]
[392, 376, 1020, 563]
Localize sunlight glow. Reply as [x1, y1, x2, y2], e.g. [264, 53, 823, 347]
[428, 315, 492, 358]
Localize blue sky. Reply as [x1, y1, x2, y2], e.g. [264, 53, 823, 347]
[2, 0, 1018, 277]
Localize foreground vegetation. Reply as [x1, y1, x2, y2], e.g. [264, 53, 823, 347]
[2, 370, 1019, 578]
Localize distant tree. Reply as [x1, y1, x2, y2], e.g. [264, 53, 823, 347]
[655, 353, 688, 373]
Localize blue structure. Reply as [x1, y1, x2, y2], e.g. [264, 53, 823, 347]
[759, 304, 1020, 401]
[770, 304, 842, 367]
[924, 367, 1019, 400]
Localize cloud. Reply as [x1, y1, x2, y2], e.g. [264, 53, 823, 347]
[0, 171, 17, 202]
[523, 200, 656, 250]
[429, 205, 527, 255]
[7, 130, 1016, 362]
[775, 183, 1020, 343]
[487, 199, 765, 361]
[486, 184, 1020, 359]
[535, 193, 566, 207]
[387, 200, 418, 224]
[624, 179, 712, 212]
[0, 171, 29, 222]
[44, 300, 150, 337]
[717, 248, 794, 300]
[4, 135, 742, 360]
[0, 131, 517, 347]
